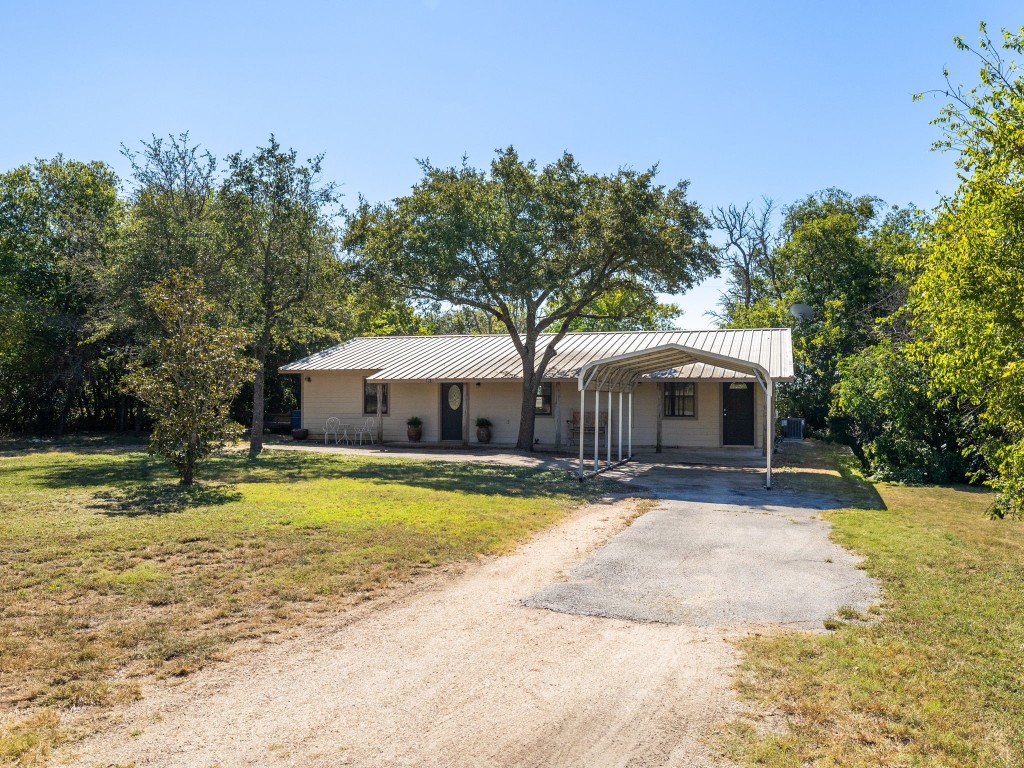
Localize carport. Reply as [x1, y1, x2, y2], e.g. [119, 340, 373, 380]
[576, 343, 778, 488]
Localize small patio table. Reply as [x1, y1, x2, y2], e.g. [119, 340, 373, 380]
[338, 423, 352, 445]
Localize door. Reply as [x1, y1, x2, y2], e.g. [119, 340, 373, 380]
[722, 382, 755, 446]
[440, 382, 464, 441]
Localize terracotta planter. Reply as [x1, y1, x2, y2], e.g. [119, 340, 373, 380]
[407, 426, 422, 442]
[476, 426, 491, 444]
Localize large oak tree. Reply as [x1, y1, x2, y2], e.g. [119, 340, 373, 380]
[345, 148, 716, 450]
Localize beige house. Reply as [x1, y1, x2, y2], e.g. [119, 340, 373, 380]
[280, 329, 795, 461]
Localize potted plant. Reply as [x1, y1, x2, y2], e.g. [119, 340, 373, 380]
[475, 417, 492, 444]
[406, 416, 423, 442]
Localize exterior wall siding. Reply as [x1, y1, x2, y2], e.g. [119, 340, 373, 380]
[299, 373, 766, 449]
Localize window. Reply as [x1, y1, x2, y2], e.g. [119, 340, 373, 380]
[664, 382, 696, 417]
[534, 382, 553, 415]
[363, 380, 388, 415]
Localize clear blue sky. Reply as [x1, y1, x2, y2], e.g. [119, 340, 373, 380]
[3, 1, 1019, 327]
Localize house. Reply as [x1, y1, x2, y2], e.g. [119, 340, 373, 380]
[279, 328, 794, 456]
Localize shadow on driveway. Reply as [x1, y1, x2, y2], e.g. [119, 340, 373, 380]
[524, 445, 882, 629]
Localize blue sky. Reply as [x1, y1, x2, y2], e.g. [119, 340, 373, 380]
[3, 1, 1020, 327]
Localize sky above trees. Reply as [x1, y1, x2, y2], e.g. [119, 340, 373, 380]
[2, 0, 1019, 326]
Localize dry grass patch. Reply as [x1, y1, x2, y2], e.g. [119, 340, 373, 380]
[721, 445, 1024, 766]
[0, 444, 607, 765]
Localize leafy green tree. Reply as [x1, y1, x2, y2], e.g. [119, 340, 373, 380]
[421, 289, 682, 335]
[717, 190, 907, 428]
[912, 24, 1024, 516]
[120, 134, 224, 293]
[567, 287, 682, 331]
[420, 305, 504, 335]
[834, 339, 970, 482]
[346, 147, 715, 449]
[218, 136, 344, 455]
[124, 270, 256, 486]
[0, 156, 124, 433]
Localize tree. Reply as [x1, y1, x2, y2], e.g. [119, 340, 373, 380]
[345, 148, 716, 449]
[911, 24, 1024, 516]
[0, 156, 125, 433]
[716, 189, 899, 428]
[567, 287, 682, 331]
[124, 270, 256, 486]
[218, 136, 344, 455]
[710, 198, 780, 324]
[833, 339, 970, 483]
[120, 134, 224, 293]
[423, 288, 683, 335]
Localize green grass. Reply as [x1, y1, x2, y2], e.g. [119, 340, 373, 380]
[0, 444, 603, 765]
[721, 444, 1024, 767]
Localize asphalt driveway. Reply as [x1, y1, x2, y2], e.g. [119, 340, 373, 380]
[524, 449, 879, 629]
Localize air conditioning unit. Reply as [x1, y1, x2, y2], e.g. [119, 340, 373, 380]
[780, 418, 805, 441]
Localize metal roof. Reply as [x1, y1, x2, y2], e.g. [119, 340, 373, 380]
[577, 343, 776, 393]
[280, 329, 794, 384]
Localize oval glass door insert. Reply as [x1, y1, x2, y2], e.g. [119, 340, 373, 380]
[447, 384, 462, 410]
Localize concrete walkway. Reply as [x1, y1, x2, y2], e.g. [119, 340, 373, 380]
[264, 440, 579, 471]
[265, 440, 771, 478]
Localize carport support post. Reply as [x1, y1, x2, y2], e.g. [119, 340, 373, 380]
[765, 378, 774, 489]
[578, 386, 585, 480]
[628, 391, 633, 458]
[376, 384, 383, 444]
[553, 383, 561, 450]
[617, 392, 623, 463]
[606, 390, 612, 467]
[656, 383, 663, 453]
[593, 388, 600, 472]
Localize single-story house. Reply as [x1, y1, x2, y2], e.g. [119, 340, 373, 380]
[279, 328, 794, 461]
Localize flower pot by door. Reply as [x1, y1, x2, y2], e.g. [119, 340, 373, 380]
[476, 426, 491, 443]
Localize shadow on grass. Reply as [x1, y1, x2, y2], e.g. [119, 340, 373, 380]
[0, 433, 148, 457]
[90, 484, 244, 517]
[29, 454, 174, 488]
[19, 446, 619, 503]
[211, 451, 618, 500]
[774, 441, 887, 511]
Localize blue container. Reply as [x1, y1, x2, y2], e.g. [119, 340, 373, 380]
[291, 410, 302, 430]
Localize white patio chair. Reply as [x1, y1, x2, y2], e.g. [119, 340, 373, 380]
[324, 417, 342, 445]
[354, 418, 377, 446]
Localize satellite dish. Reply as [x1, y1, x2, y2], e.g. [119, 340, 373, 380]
[789, 303, 814, 322]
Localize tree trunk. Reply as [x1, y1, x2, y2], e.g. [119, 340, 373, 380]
[516, 374, 539, 450]
[514, 328, 571, 451]
[249, 353, 266, 456]
[515, 339, 538, 450]
[181, 462, 194, 486]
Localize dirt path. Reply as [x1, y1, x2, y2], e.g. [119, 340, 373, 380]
[60, 497, 741, 768]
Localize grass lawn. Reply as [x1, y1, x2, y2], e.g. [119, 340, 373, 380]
[723, 443, 1024, 766]
[0, 443, 600, 766]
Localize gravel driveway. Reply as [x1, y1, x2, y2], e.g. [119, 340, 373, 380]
[61, 450, 877, 768]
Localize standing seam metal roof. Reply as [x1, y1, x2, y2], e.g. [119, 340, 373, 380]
[280, 329, 795, 383]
